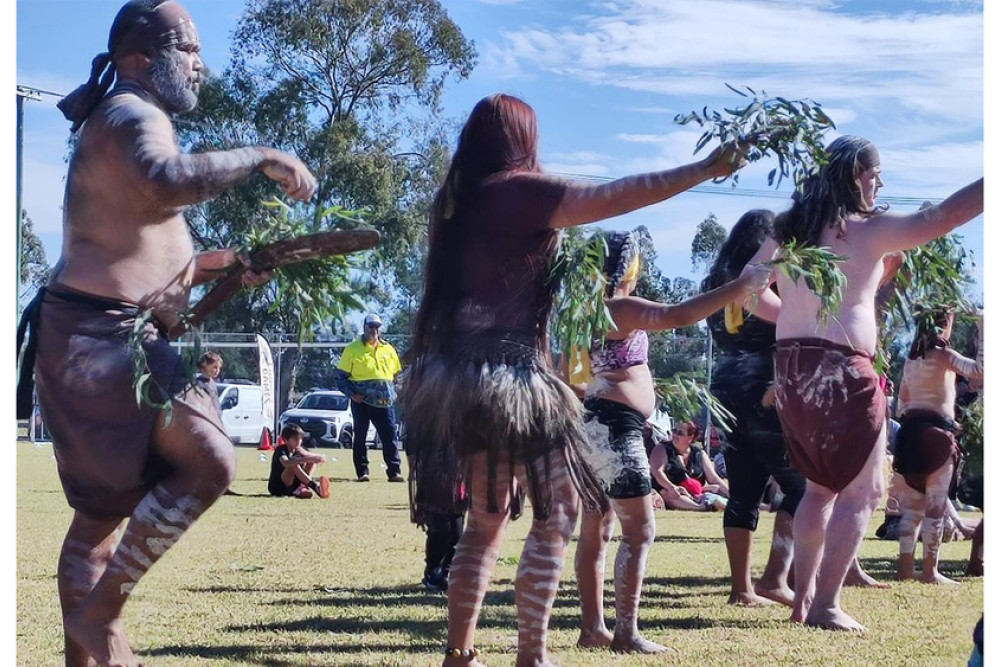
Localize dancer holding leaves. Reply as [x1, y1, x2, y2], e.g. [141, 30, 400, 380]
[573, 230, 771, 653]
[403, 93, 751, 667]
[15, 3, 316, 665]
[742, 135, 982, 631]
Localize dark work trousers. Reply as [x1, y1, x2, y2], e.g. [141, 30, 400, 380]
[351, 400, 401, 478]
[425, 511, 465, 578]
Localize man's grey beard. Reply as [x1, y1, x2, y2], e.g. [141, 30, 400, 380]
[148, 48, 198, 114]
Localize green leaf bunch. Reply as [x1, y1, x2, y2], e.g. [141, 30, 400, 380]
[886, 235, 974, 332]
[877, 233, 976, 375]
[128, 309, 174, 425]
[239, 198, 370, 344]
[674, 84, 835, 189]
[766, 240, 848, 327]
[549, 231, 615, 363]
[654, 373, 736, 434]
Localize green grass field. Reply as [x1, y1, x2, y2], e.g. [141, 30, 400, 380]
[17, 443, 982, 666]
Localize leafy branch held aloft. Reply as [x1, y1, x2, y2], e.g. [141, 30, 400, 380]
[675, 84, 836, 189]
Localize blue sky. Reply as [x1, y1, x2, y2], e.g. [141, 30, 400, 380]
[16, 0, 984, 297]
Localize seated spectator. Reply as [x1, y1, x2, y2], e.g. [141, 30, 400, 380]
[646, 422, 727, 512]
[268, 424, 331, 499]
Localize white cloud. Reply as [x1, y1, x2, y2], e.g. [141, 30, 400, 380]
[488, 0, 983, 126]
[543, 150, 613, 176]
[879, 141, 983, 198]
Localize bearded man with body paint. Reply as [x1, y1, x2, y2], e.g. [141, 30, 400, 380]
[741, 135, 982, 632]
[14, 2, 316, 665]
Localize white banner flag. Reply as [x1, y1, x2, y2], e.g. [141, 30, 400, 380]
[257, 334, 275, 431]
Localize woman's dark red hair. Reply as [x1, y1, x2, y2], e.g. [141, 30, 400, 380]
[411, 94, 541, 355]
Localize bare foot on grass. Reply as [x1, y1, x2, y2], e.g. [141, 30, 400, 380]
[920, 571, 959, 585]
[611, 635, 675, 654]
[576, 627, 614, 648]
[845, 567, 890, 589]
[728, 590, 775, 606]
[804, 607, 866, 633]
[65, 609, 139, 667]
[754, 583, 795, 607]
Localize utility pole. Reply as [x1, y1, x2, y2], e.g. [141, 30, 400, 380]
[16, 85, 42, 316]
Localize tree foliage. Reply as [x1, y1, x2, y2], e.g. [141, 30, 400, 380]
[19, 210, 50, 291]
[690, 213, 727, 273]
[173, 0, 475, 407]
[879, 230, 976, 378]
[177, 0, 474, 331]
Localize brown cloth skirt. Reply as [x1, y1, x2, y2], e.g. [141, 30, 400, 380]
[893, 409, 962, 494]
[774, 338, 886, 492]
[33, 285, 198, 520]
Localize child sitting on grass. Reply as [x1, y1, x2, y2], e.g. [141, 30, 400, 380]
[268, 424, 331, 499]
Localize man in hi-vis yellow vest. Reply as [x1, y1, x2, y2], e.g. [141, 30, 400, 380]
[334, 313, 403, 482]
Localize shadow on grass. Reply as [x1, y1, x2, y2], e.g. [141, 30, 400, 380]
[857, 556, 977, 582]
[652, 535, 725, 544]
[644, 575, 729, 588]
[142, 639, 440, 665]
[173, 577, 785, 659]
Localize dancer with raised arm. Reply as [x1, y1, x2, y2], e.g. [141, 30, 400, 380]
[403, 93, 750, 667]
[14, 2, 316, 665]
[743, 135, 983, 631]
[894, 310, 982, 583]
[572, 231, 771, 653]
[704, 209, 805, 607]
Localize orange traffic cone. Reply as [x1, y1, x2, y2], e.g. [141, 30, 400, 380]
[257, 427, 274, 451]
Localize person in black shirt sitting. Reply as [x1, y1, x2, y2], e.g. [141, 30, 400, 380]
[268, 424, 330, 499]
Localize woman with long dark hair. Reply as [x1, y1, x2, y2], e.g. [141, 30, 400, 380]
[894, 309, 982, 583]
[704, 209, 806, 607]
[572, 231, 770, 653]
[740, 134, 982, 631]
[403, 93, 749, 666]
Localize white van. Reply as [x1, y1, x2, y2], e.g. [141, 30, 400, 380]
[217, 382, 267, 443]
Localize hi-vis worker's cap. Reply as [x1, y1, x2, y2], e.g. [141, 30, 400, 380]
[364, 313, 383, 327]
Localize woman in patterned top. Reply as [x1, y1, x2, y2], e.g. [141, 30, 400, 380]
[573, 230, 770, 653]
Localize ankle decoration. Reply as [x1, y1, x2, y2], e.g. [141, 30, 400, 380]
[444, 646, 478, 659]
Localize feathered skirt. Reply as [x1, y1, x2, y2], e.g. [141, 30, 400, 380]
[402, 332, 607, 527]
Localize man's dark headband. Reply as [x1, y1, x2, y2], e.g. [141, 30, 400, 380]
[57, 1, 198, 133]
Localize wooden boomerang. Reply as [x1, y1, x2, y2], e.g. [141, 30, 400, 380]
[168, 229, 380, 340]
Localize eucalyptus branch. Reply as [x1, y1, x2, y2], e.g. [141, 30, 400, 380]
[675, 84, 835, 189]
[763, 240, 848, 327]
[655, 374, 736, 434]
[237, 198, 370, 344]
[549, 232, 615, 366]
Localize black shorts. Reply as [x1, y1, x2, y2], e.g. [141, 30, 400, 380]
[580, 397, 651, 500]
[268, 475, 298, 497]
[713, 376, 805, 531]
